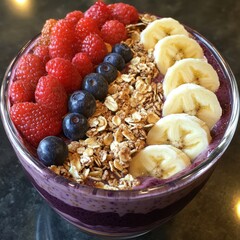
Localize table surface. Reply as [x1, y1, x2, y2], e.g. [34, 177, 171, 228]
[0, 0, 240, 239]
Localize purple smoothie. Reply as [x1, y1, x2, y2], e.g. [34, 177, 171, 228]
[1, 23, 238, 239]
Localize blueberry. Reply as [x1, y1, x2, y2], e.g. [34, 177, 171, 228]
[112, 43, 133, 63]
[96, 62, 118, 84]
[82, 73, 108, 101]
[37, 136, 68, 166]
[63, 113, 88, 140]
[68, 90, 96, 118]
[103, 53, 125, 71]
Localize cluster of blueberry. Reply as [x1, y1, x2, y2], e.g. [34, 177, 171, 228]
[62, 43, 133, 141]
[37, 43, 133, 166]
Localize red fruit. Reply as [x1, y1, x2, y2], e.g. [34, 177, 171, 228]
[49, 19, 76, 60]
[10, 102, 62, 147]
[35, 75, 68, 116]
[10, 80, 35, 104]
[46, 57, 82, 94]
[72, 53, 94, 78]
[15, 54, 46, 87]
[107, 3, 139, 25]
[84, 1, 110, 27]
[33, 45, 50, 65]
[39, 19, 58, 46]
[65, 10, 84, 24]
[101, 20, 127, 46]
[75, 17, 100, 52]
[75, 17, 101, 51]
[81, 33, 108, 65]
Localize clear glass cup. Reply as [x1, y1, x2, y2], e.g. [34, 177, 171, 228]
[1, 27, 239, 239]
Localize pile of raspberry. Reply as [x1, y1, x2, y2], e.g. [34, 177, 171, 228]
[9, 1, 139, 149]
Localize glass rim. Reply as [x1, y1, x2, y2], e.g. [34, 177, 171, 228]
[1, 29, 239, 197]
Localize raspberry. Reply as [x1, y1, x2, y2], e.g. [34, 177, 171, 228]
[101, 20, 127, 46]
[15, 54, 46, 87]
[49, 19, 76, 60]
[107, 3, 139, 25]
[39, 19, 58, 46]
[81, 33, 108, 65]
[72, 53, 94, 78]
[10, 102, 62, 147]
[84, 1, 110, 27]
[75, 17, 101, 51]
[35, 75, 68, 116]
[10, 80, 35, 104]
[46, 57, 82, 94]
[33, 45, 50, 65]
[65, 10, 84, 25]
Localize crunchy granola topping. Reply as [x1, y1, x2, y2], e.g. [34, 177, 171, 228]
[50, 15, 163, 190]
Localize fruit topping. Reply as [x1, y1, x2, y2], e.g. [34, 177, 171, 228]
[65, 10, 84, 25]
[84, 1, 110, 27]
[153, 34, 204, 74]
[46, 57, 82, 94]
[37, 136, 68, 166]
[107, 3, 139, 25]
[15, 54, 46, 87]
[82, 73, 108, 101]
[38, 18, 57, 46]
[162, 83, 222, 129]
[129, 145, 191, 179]
[10, 80, 35, 104]
[72, 52, 94, 78]
[75, 17, 101, 49]
[103, 52, 125, 71]
[81, 33, 108, 65]
[112, 43, 133, 63]
[63, 113, 89, 140]
[35, 75, 68, 116]
[147, 114, 212, 160]
[49, 19, 76, 60]
[68, 90, 96, 118]
[101, 20, 127, 46]
[10, 102, 62, 147]
[96, 62, 118, 83]
[33, 45, 50, 65]
[163, 58, 220, 97]
[140, 18, 189, 50]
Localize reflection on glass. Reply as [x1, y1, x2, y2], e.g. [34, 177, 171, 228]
[8, 0, 32, 17]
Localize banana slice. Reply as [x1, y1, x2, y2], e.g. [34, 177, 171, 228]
[163, 58, 220, 97]
[162, 83, 222, 129]
[146, 114, 211, 160]
[129, 145, 191, 179]
[154, 35, 204, 75]
[140, 18, 189, 50]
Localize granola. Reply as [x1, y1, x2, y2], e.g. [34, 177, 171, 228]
[50, 15, 163, 190]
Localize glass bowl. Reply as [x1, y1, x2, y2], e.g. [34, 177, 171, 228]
[1, 27, 239, 239]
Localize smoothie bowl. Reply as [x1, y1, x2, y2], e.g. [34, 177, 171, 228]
[0, 2, 239, 239]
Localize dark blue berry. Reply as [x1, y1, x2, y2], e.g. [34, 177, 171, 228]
[63, 113, 88, 140]
[68, 90, 96, 118]
[112, 43, 133, 63]
[103, 53, 125, 71]
[96, 62, 118, 84]
[82, 73, 108, 101]
[37, 136, 68, 166]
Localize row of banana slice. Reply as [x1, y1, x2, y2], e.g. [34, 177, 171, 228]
[129, 18, 223, 179]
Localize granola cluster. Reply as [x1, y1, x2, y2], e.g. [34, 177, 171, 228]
[50, 15, 163, 190]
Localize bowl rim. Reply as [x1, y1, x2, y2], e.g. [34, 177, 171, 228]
[1, 29, 239, 197]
